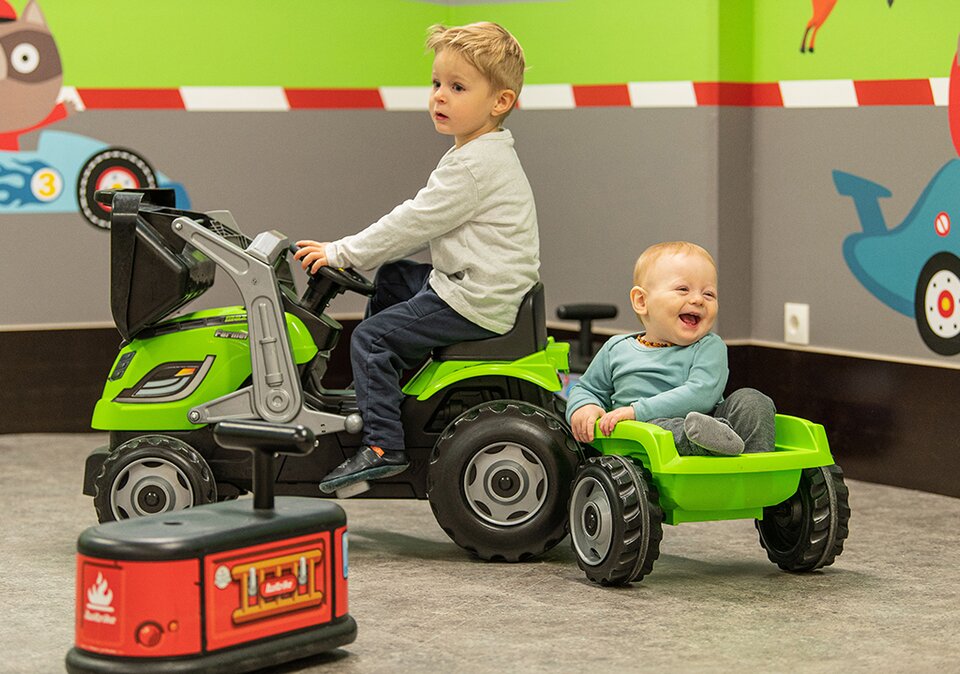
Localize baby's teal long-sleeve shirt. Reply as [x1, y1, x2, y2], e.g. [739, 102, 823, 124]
[564, 332, 728, 423]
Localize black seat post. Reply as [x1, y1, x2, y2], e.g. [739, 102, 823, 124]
[556, 303, 618, 372]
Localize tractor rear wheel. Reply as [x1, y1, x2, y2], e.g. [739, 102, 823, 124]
[427, 400, 581, 562]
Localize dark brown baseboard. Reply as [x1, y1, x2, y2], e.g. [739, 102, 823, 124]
[3, 326, 957, 498]
[0, 327, 120, 434]
[726, 345, 960, 499]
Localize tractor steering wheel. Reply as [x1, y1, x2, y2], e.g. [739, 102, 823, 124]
[316, 265, 375, 296]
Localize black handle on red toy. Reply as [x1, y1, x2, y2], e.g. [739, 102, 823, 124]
[213, 420, 316, 510]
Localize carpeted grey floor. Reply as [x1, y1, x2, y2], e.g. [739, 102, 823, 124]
[2, 432, 958, 673]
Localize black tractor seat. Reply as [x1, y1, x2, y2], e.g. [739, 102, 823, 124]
[434, 283, 547, 361]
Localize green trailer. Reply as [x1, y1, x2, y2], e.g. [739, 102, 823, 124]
[568, 414, 850, 585]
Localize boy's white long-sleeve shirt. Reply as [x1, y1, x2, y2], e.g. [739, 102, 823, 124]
[325, 129, 540, 334]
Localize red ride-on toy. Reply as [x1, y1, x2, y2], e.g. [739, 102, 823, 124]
[66, 420, 356, 673]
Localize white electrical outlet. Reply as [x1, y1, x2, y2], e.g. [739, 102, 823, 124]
[784, 303, 810, 345]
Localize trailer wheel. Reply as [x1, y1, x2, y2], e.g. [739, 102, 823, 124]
[569, 455, 663, 585]
[756, 464, 850, 572]
[93, 435, 216, 523]
[427, 400, 581, 562]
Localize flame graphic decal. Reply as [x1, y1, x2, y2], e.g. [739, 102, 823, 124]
[86, 572, 114, 613]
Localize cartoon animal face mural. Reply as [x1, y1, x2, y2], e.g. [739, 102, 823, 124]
[0, 0, 62, 132]
[0, 0, 189, 229]
[835, 36, 960, 356]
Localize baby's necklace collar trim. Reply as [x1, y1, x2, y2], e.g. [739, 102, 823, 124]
[637, 335, 673, 348]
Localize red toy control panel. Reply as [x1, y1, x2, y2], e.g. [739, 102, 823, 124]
[205, 531, 334, 650]
[68, 498, 354, 673]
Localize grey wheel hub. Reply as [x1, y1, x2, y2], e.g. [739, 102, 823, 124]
[463, 442, 547, 526]
[112, 457, 195, 519]
[570, 476, 614, 566]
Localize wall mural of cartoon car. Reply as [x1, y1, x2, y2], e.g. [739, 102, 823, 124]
[0, 129, 190, 229]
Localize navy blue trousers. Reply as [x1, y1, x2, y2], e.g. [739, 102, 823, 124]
[351, 260, 496, 449]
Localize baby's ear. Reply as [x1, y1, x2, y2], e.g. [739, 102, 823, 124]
[630, 286, 647, 316]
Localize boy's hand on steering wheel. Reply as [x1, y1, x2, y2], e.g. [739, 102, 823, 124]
[294, 240, 330, 273]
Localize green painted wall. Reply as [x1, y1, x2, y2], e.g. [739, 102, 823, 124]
[29, 0, 441, 87]
[448, 1, 720, 84]
[754, 0, 958, 81]
[14, 0, 960, 87]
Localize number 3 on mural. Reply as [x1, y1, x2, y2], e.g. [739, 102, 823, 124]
[30, 167, 63, 202]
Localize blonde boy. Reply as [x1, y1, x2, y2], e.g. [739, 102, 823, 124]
[295, 23, 540, 493]
[566, 242, 775, 456]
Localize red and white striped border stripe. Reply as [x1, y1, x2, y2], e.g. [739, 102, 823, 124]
[59, 78, 951, 111]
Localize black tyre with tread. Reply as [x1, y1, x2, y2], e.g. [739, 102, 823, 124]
[569, 455, 663, 585]
[78, 148, 157, 230]
[427, 400, 581, 562]
[914, 252, 960, 356]
[93, 435, 216, 523]
[756, 463, 850, 572]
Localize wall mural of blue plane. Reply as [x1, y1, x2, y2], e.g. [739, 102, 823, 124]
[835, 36, 960, 356]
[835, 164, 960, 355]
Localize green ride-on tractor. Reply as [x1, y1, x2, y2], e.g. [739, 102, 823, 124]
[81, 188, 582, 562]
[568, 415, 850, 585]
[81, 188, 850, 577]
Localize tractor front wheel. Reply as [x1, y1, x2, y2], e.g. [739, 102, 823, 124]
[93, 435, 216, 523]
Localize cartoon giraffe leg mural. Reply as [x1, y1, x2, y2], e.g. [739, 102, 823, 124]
[801, 0, 893, 54]
[801, 0, 838, 53]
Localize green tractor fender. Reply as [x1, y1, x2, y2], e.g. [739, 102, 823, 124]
[402, 338, 570, 400]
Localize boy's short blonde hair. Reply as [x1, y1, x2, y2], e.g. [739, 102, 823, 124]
[633, 241, 717, 286]
[426, 22, 525, 117]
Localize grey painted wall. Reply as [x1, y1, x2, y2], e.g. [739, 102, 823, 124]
[4, 104, 956, 366]
[509, 108, 728, 335]
[0, 107, 730, 335]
